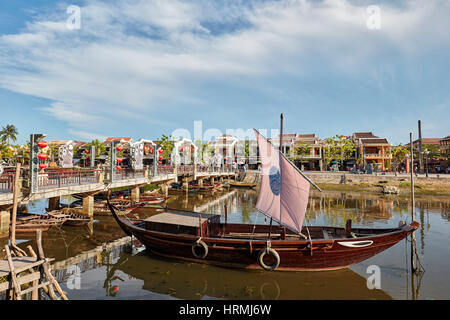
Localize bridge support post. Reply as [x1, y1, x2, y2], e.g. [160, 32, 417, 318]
[48, 197, 60, 211]
[0, 211, 10, 236]
[161, 184, 169, 196]
[82, 195, 94, 218]
[131, 186, 140, 202]
[211, 177, 215, 184]
[219, 176, 224, 183]
[198, 178, 204, 187]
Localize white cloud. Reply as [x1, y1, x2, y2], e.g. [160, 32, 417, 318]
[0, 0, 449, 139]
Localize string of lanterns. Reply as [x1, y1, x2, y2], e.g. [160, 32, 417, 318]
[116, 144, 123, 170]
[37, 140, 48, 169]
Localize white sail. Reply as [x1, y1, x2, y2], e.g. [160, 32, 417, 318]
[254, 129, 311, 234]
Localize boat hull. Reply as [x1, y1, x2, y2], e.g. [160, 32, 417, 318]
[107, 202, 418, 272]
[128, 226, 415, 271]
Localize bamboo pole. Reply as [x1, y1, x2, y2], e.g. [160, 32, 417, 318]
[36, 230, 57, 300]
[10, 162, 27, 257]
[409, 133, 417, 273]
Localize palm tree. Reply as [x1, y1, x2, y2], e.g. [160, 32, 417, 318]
[0, 124, 19, 146]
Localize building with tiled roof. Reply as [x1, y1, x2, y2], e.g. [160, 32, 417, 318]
[440, 135, 450, 153]
[352, 132, 392, 171]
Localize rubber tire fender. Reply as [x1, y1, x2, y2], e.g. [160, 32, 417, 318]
[257, 247, 280, 271]
[192, 240, 208, 259]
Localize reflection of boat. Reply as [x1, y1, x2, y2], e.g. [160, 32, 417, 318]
[229, 182, 257, 188]
[114, 250, 392, 300]
[107, 129, 419, 271]
[169, 187, 199, 194]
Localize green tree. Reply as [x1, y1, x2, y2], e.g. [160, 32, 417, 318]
[322, 138, 338, 169]
[195, 139, 213, 164]
[157, 134, 175, 160]
[0, 124, 18, 146]
[0, 142, 15, 163]
[335, 135, 355, 170]
[89, 139, 107, 157]
[392, 144, 408, 173]
[321, 135, 355, 170]
[293, 143, 311, 169]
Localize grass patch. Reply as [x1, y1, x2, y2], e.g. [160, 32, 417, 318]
[399, 182, 410, 188]
[143, 184, 159, 191]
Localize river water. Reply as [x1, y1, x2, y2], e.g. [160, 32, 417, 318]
[6, 188, 450, 300]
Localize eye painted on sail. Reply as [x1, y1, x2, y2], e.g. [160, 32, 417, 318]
[337, 240, 374, 248]
[269, 166, 281, 196]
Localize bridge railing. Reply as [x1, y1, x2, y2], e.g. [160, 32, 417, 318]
[38, 168, 101, 190]
[0, 169, 15, 193]
[157, 165, 175, 175]
[177, 165, 195, 175]
[113, 168, 146, 181]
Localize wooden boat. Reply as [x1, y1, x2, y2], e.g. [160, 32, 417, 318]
[228, 181, 257, 188]
[47, 209, 91, 226]
[94, 201, 145, 216]
[107, 128, 419, 271]
[108, 204, 418, 271]
[138, 195, 171, 204]
[15, 213, 67, 233]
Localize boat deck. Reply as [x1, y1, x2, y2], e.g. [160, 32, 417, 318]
[144, 211, 218, 227]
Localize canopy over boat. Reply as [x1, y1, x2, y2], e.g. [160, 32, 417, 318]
[254, 129, 319, 234]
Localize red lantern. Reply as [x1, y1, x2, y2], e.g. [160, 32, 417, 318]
[117, 158, 123, 163]
[85, 149, 90, 154]
[116, 165, 121, 170]
[150, 147, 154, 153]
[179, 147, 183, 152]
[38, 141, 48, 148]
[112, 285, 119, 293]
[158, 155, 163, 160]
[116, 145, 123, 152]
[158, 161, 162, 165]
[39, 164, 46, 169]
[38, 153, 47, 160]
[158, 149, 163, 154]
[86, 156, 90, 160]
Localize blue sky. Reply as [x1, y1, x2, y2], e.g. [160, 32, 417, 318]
[0, 0, 449, 145]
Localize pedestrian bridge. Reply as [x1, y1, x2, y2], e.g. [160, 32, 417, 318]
[0, 165, 236, 208]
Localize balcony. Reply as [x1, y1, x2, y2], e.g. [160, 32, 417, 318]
[364, 153, 392, 160]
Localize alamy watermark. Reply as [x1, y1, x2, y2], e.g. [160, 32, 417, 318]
[366, 5, 381, 30]
[366, 265, 381, 289]
[66, 265, 81, 290]
[66, 5, 81, 30]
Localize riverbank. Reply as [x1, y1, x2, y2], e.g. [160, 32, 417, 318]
[239, 171, 450, 197]
[308, 174, 450, 197]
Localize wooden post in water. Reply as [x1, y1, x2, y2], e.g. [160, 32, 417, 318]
[409, 133, 417, 273]
[409, 133, 415, 222]
[224, 204, 228, 224]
